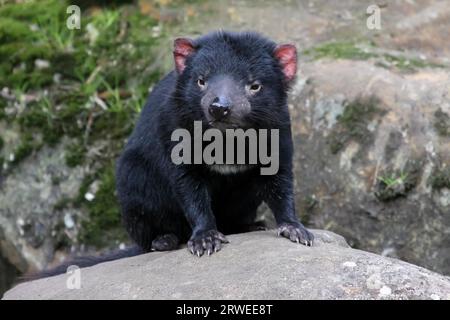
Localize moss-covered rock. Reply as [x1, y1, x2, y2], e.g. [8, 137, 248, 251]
[327, 97, 382, 154]
[429, 166, 450, 190]
[434, 109, 450, 137]
[304, 41, 444, 72]
[0, 0, 170, 255]
[374, 160, 422, 202]
[76, 166, 128, 247]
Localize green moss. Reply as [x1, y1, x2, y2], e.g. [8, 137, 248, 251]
[0, 0, 66, 89]
[16, 100, 63, 146]
[42, 125, 63, 146]
[78, 166, 128, 247]
[429, 167, 450, 190]
[299, 195, 317, 225]
[0, 0, 64, 21]
[17, 105, 48, 128]
[305, 41, 445, 71]
[65, 143, 86, 168]
[327, 97, 381, 154]
[51, 175, 62, 186]
[304, 41, 375, 60]
[11, 133, 35, 165]
[0, 97, 6, 119]
[0, 18, 31, 43]
[0, 0, 183, 250]
[434, 109, 450, 137]
[53, 196, 71, 211]
[50, 52, 78, 79]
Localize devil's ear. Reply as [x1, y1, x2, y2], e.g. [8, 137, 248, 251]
[274, 44, 297, 83]
[173, 38, 195, 74]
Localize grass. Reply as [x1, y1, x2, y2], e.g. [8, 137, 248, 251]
[375, 160, 422, 201]
[0, 0, 186, 248]
[378, 172, 408, 188]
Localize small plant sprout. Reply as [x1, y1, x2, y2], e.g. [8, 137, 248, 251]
[378, 172, 409, 188]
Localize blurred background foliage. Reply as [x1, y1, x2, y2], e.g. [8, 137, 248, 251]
[0, 0, 204, 248]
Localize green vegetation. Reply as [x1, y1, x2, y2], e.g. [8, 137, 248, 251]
[305, 41, 444, 71]
[11, 133, 36, 165]
[429, 166, 450, 190]
[304, 41, 375, 60]
[434, 109, 450, 137]
[378, 172, 408, 188]
[65, 143, 86, 168]
[0, 0, 196, 248]
[299, 195, 317, 225]
[0, 0, 165, 162]
[327, 97, 381, 154]
[375, 160, 422, 201]
[77, 166, 128, 247]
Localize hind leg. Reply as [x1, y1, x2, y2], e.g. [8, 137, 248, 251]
[120, 203, 155, 252]
[151, 234, 179, 251]
[117, 151, 188, 251]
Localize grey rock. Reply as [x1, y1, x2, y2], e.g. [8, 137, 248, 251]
[287, 60, 450, 275]
[193, 0, 450, 275]
[0, 141, 86, 272]
[3, 230, 450, 300]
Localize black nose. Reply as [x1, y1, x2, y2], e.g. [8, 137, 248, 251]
[209, 97, 231, 120]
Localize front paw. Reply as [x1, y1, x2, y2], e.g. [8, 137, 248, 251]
[277, 223, 314, 246]
[187, 229, 229, 257]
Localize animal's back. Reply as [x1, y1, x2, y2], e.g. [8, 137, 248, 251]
[127, 71, 178, 147]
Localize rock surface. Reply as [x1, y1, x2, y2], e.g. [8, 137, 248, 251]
[287, 60, 450, 275]
[3, 230, 450, 300]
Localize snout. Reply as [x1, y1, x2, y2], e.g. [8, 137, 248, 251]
[208, 97, 231, 121]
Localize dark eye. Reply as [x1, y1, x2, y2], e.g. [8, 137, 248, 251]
[248, 82, 262, 93]
[197, 78, 206, 88]
[247, 82, 262, 94]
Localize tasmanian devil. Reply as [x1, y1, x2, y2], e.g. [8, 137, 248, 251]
[26, 30, 313, 279]
[116, 30, 313, 256]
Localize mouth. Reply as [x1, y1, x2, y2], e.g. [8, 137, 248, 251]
[207, 120, 240, 130]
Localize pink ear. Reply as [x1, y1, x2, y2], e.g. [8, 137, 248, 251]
[173, 38, 195, 74]
[274, 44, 297, 82]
